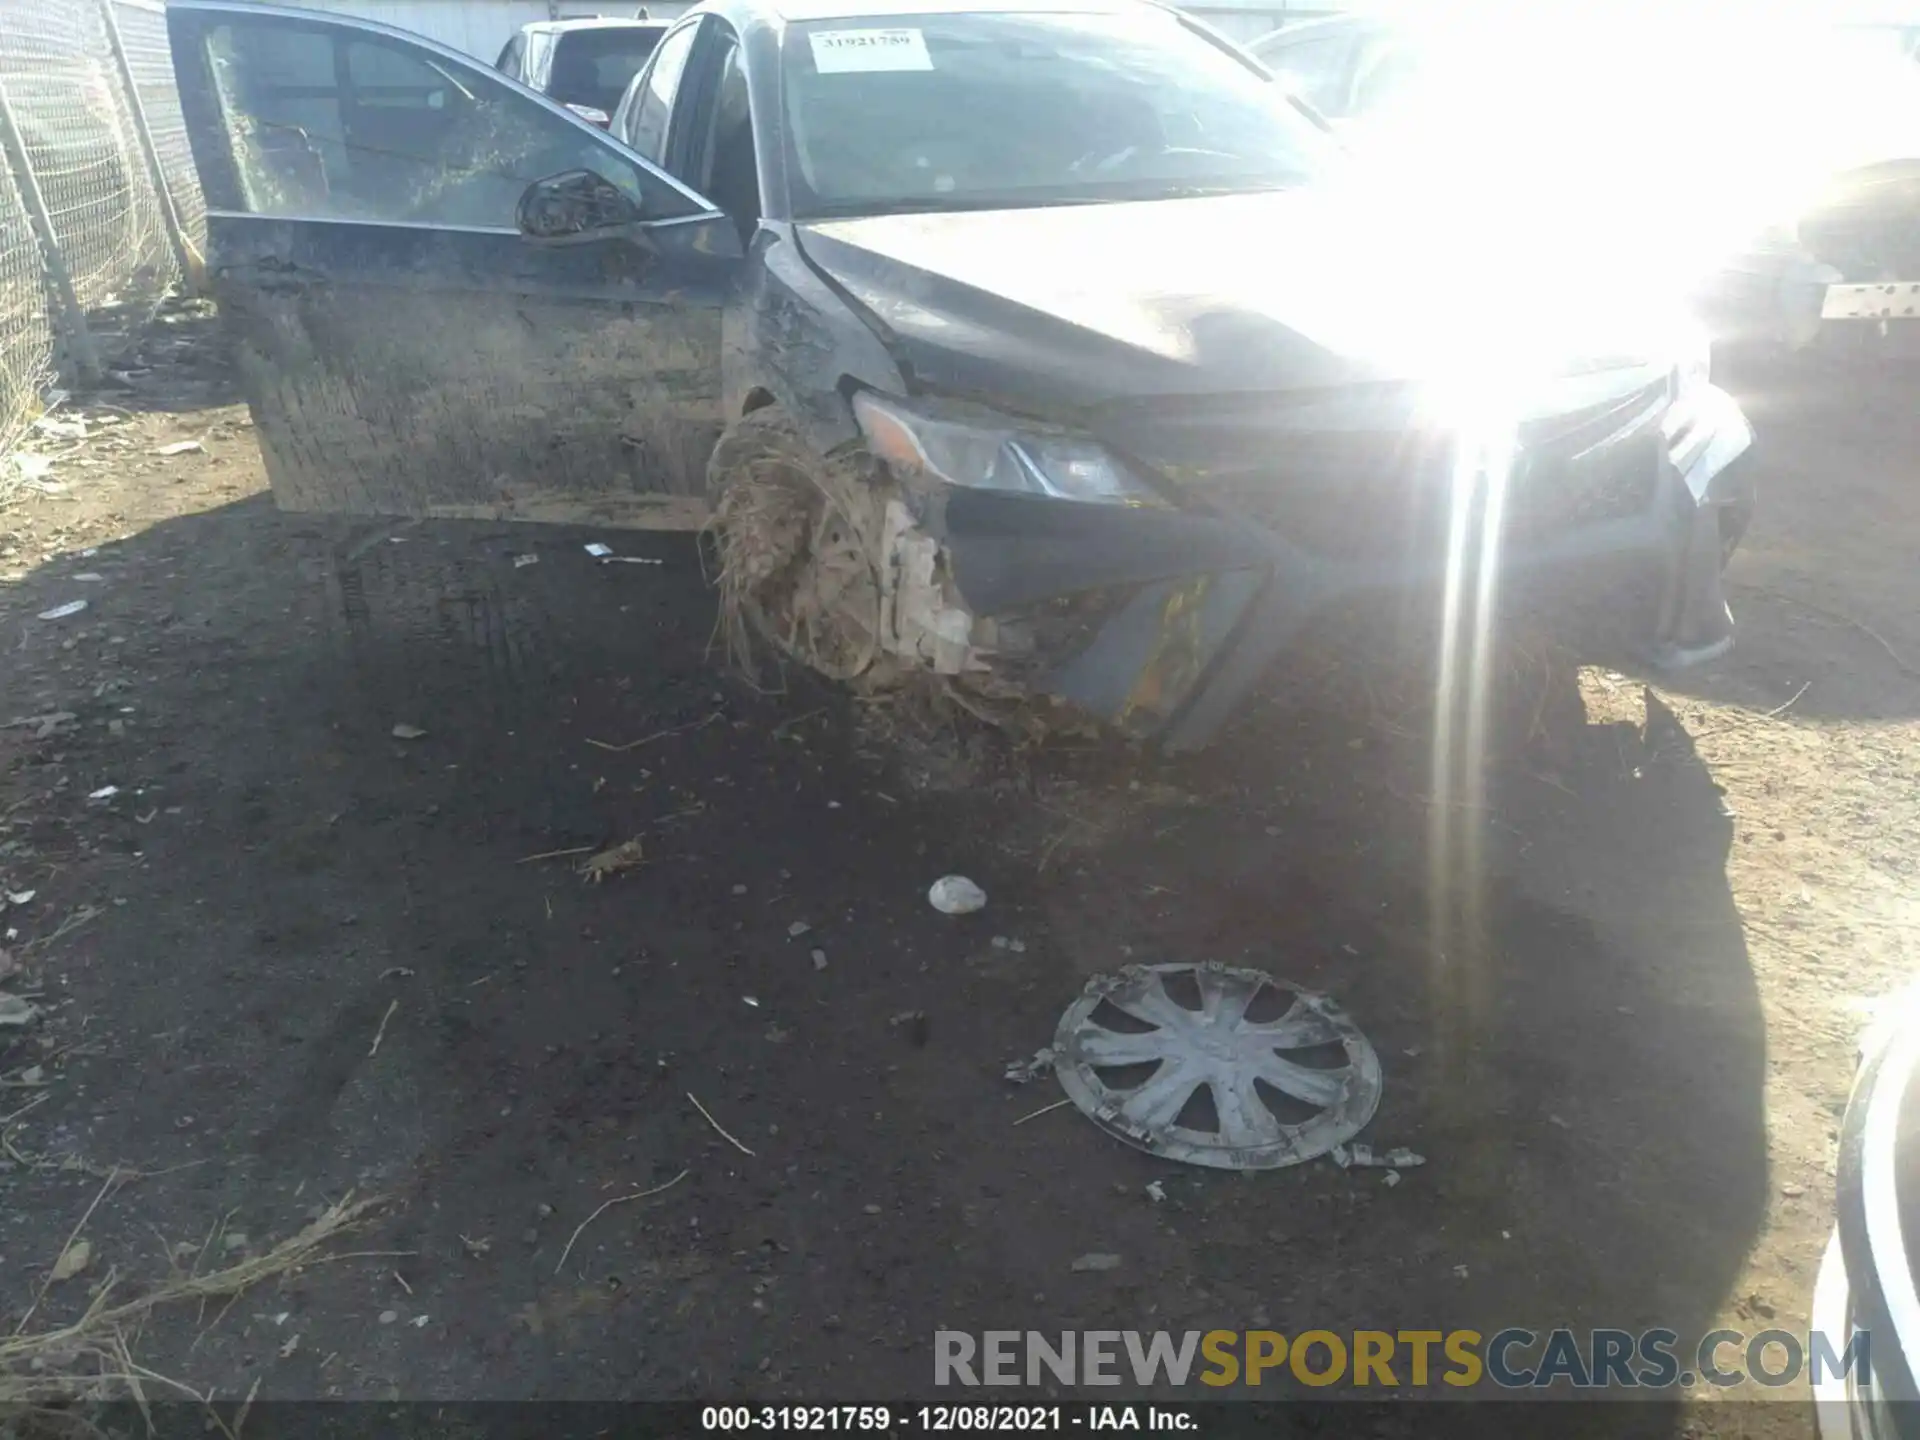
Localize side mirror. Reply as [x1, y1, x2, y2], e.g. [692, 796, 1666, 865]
[516, 169, 644, 244]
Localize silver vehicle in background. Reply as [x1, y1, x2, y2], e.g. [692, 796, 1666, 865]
[495, 15, 670, 127]
[1247, 10, 1920, 366]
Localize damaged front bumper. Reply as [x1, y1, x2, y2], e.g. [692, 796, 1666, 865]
[885, 382, 1754, 752]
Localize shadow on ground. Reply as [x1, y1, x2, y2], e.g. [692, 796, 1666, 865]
[0, 482, 1764, 1434]
[1672, 358, 1920, 724]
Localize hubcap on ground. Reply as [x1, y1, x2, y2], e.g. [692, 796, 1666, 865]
[1051, 962, 1382, 1171]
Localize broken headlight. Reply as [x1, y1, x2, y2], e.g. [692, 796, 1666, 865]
[852, 391, 1167, 507]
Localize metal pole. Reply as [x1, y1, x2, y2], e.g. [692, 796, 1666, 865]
[98, 0, 203, 293]
[0, 78, 99, 383]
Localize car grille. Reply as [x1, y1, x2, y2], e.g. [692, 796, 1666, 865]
[1200, 382, 1667, 562]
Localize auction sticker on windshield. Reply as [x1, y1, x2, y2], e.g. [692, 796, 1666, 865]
[808, 28, 933, 72]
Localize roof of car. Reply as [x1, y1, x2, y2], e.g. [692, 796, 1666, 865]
[520, 16, 671, 33]
[692, 0, 1156, 30]
[1248, 12, 1374, 51]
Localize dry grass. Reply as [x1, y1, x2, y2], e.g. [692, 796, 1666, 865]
[0, 1193, 385, 1430]
[705, 453, 819, 686]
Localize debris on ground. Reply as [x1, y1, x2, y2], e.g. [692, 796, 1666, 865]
[35, 601, 87, 621]
[5, 713, 75, 739]
[367, 999, 399, 1058]
[1145, 1181, 1167, 1203]
[1382, 1171, 1402, 1188]
[578, 838, 644, 883]
[87, 786, 118, 802]
[513, 554, 539, 569]
[787, 921, 810, 938]
[152, 440, 203, 456]
[688, 1091, 755, 1156]
[1050, 963, 1382, 1171]
[1003, 1048, 1054, 1084]
[583, 543, 613, 557]
[47, 1240, 91, 1283]
[0, 995, 39, 1028]
[888, 1010, 930, 1047]
[390, 723, 427, 740]
[1070, 1253, 1122, 1273]
[928, 875, 986, 915]
[3, 891, 34, 908]
[810, 949, 827, 971]
[1012, 1097, 1070, 1126]
[550, 1170, 693, 1278]
[1330, 1143, 1426, 1171]
[0, 1194, 383, 1407]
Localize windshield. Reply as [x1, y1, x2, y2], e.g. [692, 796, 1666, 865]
[548, 29, 665, 112]
[781, 10, 1335, 217]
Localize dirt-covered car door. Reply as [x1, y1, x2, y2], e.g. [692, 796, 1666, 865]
[167, 1, 742, 529]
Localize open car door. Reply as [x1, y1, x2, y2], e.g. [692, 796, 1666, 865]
[166, 1, 740, 528]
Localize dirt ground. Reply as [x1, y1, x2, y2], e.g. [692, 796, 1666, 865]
[0, 308, 1915, 1435]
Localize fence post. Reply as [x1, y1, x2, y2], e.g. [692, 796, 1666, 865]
[98, 0, 202, 293]
[0, 78, 100, 384]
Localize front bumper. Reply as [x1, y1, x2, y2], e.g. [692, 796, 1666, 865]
[937, 384, 1755, 751]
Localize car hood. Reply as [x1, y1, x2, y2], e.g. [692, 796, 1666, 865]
[794, 190, 1675, 429]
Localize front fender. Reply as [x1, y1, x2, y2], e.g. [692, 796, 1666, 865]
[723, 225, 908, 459]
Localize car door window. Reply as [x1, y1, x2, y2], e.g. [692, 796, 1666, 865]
[621, 20, 698, 161]
[698, 41, 759, 242]
[200, 16, 687, 227]
[496, 34, 524, 78]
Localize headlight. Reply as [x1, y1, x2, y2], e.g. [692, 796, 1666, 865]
[851, 391, 1167, 507]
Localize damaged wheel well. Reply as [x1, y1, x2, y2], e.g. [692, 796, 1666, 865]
[705, 404, 1029, 728]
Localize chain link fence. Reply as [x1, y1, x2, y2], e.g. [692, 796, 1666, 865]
[0, 0, 202, 462]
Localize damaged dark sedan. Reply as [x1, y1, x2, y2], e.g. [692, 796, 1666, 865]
[166, 0, 1755, 750]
